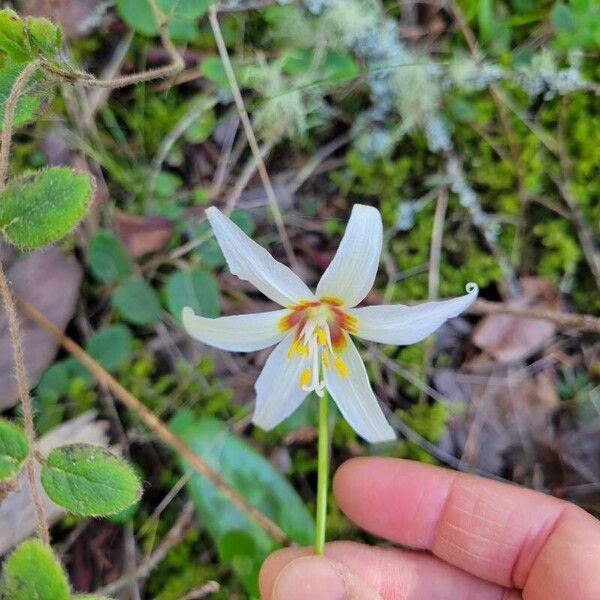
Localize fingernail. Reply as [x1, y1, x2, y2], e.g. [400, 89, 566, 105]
[272, 556, 347, 600]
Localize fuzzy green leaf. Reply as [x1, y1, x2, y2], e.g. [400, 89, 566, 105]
[112, 275, 162, 326]
[163, 268, 220, 324]
[0, 9, 30, 62]
[85, 324, 133, 372]
[0, 418, 28, 481]
[40, 444, 142, 516]
[0, 168, 94, 250]
[1, 539, 69, 600]
[25, 16, 62, 56]
[0, 62, 48, 127]
[86, 230, 131, 283]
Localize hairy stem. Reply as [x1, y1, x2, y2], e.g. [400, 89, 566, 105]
[0, 57, 49, 545]
[0, 264, 49, 545]
[0, 59, 41, 187]
[314, 388, 329, 555]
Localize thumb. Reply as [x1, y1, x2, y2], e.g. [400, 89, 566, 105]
[271, 555, 382, 600]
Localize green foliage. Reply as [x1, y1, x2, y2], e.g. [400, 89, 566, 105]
[87, 231, 131, 283]
[0, 9, 62, 62]
[1, 539, 70, 600]
[40, 444, 142, 516]
[0, 418, 28, 481]
[115, 0, 211, 41]
[170, 412, 314, 596]
[163, 268, 220, 323]
[0, 62, 47, 126]
[551, 0, 600, 50]
[85, 324, 133, 372]
[112, 275, 162, 326]
[0, 168, 94, 249]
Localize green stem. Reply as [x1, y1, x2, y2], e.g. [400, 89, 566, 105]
[314, 388, 329, 555]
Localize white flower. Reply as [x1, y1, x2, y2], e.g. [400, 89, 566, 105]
[183, 204, 478, 443]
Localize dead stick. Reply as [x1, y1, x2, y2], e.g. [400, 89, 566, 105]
[468, 299, 600, 333]
[17, 299, 289, 545]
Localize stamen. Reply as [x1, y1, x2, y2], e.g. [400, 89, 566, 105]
[316, 327, 326, 346]
[299, 368, 311, 388]
[322, 350, 331, 369]
[333, 355, 348, 377]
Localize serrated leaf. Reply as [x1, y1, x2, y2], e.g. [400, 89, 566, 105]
[0, 62, 48, 127]
[1, 539, 69, 600]
[0, 9, 30, 62]
[170, 412, 314, 596]
[0, 168, 94, 250]
[87, 230, 131, 283]
[40, 444, 142, 516]
[25, 16, 62, 56]
[111, 275, 162, 326]
[0, 418, 28, 481]
[85, 324, 133, 372]
[163, 268, 220, 323]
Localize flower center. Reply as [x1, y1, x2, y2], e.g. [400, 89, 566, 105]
[279, 297, 357, 396]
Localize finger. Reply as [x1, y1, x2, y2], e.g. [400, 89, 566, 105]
[333, 457, 600, 599]
[266, 553, 382, 600]
[259, 541, 519, 599]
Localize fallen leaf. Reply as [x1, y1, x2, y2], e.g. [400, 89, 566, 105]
[0, 411, 109, 554]
[113, 210, 173, 257]
[21, 0, 109, 38]
[435, 367, 559, 476]
[472, 277, 560, 363]
[0, 246, 82, 410]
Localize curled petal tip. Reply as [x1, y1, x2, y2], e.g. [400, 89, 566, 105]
[466, 282, 479, 295]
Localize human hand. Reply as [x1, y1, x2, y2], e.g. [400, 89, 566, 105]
[259, 457, 600, 599]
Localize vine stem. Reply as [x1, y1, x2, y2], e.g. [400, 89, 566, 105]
[314, 387, 329, 555]
[0, 264, 49, 546]
[0, 59, 40, 187]
[0, 56, 49, 546]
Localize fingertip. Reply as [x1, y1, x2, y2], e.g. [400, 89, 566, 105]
[259, 547, 312, 599]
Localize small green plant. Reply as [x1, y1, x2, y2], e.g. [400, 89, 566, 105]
[0, 4, 182, 597]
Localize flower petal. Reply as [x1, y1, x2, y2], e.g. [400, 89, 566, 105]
[182, 306, 287, 352]
[316, 204, 383, 307]
[324, 336, 395, 443]
[349, 283, 479, 345]
[252, 334, 309, 430]
[207, 207, 313, 306]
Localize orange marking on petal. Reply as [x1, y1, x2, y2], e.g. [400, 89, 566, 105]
[320, 296, 344, 306]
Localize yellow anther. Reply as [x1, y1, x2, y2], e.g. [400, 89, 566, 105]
[316, 327, 327, 346]
[288, 339, 308, 359]
[322, 350, 331, 369]
[299, 368, 311, 388]
[333, 355, 348, 377]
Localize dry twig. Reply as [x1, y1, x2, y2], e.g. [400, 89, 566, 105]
[17, 298, 289, 545]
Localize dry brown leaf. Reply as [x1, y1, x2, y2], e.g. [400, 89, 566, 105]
[20, 0, 108, 38]
[436, 365, 560, 478]
[0, 246, 82, 410]
[113, 210, 173, 257]
[472, 277, 560, 363]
